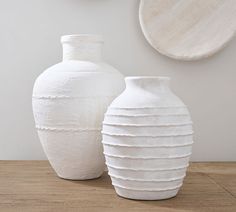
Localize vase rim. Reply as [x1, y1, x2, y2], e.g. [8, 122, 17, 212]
[61, 34, 104, 44]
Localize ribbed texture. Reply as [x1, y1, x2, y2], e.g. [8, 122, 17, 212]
[102, 105, 193, 200]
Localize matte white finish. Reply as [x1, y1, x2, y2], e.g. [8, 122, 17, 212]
[32, 35, 125, 180]
[102, 77, 193, 200]
[110, 175, 184, 190]
[103, 143, 192, 157]
[1, 0, 236, 161]
[104, 114, 192, 125]
[114, 186, 180, 201]
[102, 134, 193, 146]
[105, 154, 191, 169]
[106, 164, 188, 180]
[139, 0, 236, 60]
[102, 123, 193, 136]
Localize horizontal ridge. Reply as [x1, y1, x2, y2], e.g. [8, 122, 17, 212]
[36, 126, 101, 132]
[102, 141, 194, 148]
[104, 152, 191, 159]
[106, 163, 189, 171]
[109, 173, 185, 182]
[103, 122, 192, 127]
[102, 131, 193, 137]
[109, 106, 187, 109]
[105, 113, 190, 117]
[112, 183, 183, 192]
[33, 95, 116, 99]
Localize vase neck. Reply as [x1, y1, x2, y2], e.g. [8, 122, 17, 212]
[61, 34, 103, 62]
[125, 77, 170, 93]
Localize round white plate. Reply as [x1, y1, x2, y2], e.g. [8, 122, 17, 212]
[139, 0, 236, 60]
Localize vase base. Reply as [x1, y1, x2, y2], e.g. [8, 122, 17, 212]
[56, 171, 104, 181]
[114, 186, 179, 200]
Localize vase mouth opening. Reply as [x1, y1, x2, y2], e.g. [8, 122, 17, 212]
[61, 34, 104, 44]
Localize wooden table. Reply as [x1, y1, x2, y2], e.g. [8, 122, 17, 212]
[0, 161, 235, 212]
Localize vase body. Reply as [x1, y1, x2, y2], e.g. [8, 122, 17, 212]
[102, 77, 193, 200]
[32, 35, 125, 180]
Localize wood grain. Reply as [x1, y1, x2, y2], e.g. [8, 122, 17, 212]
[139, 0, 236, 60]
[0, 161, 236, 212]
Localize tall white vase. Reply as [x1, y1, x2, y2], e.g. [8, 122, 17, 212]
[102, 76, 193, 200]
[32, 34, 125, 180]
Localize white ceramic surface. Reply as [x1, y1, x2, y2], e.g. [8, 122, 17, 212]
[110, 174, 184, 190]
[104, 114, 191, 125]
[32, 34, 125, 180]
[106, 164, 188, 180]
[139, 0, 236, 60]
[103, 143, 192, 158]
[102, 134, 193, 146]
[114, 186, 180, 200]
[102, 76, 193, 200]
[102, 123, 193, 136]
[105, 154, 191, 170]
[106, 107, 189, 116]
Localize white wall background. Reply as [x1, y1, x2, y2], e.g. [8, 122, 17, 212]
[0, 0, 235, 161]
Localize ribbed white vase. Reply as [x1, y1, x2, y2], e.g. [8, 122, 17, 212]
[32, 34, 125, 180]
[102, 76, 193, 200]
